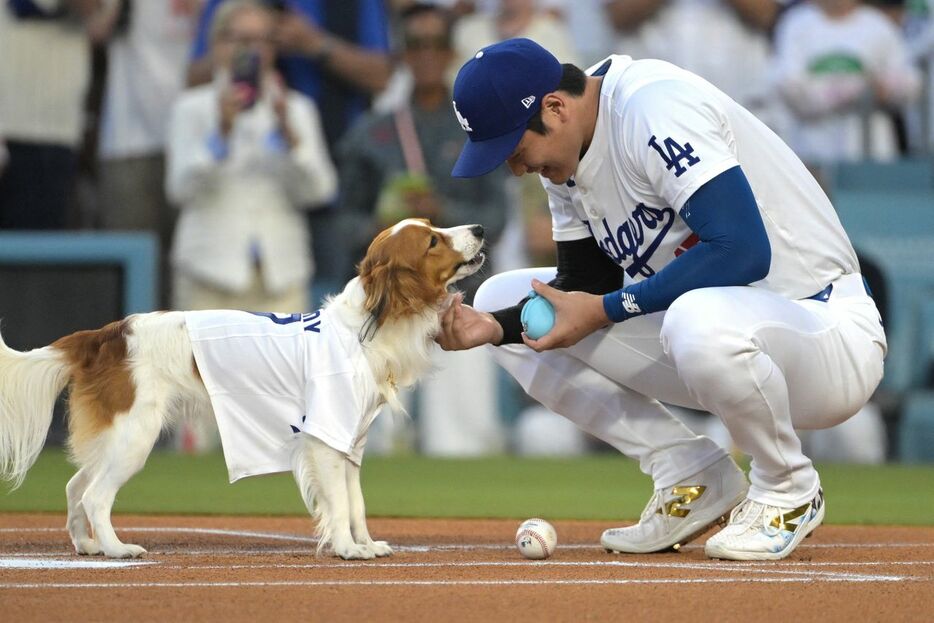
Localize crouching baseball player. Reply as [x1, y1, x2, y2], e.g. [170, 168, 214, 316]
[437, 39, 886, 561]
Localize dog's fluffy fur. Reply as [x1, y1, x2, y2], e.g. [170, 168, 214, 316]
[0, 219, 485, 559]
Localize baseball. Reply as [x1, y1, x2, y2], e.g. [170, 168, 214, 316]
[520, 293, 555, 340]
[515, 518, 557, 560]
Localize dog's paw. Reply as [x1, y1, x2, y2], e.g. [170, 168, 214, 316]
[369, 540, 393, 557]
[104, 544, 147, 559]
[334, 543, 376, 560]
[74, 538, 102, 556]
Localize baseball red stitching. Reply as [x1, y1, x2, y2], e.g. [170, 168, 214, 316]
[517, 528, 551, 557]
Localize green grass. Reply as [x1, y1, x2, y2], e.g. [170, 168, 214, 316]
[2, 449, 933, 525]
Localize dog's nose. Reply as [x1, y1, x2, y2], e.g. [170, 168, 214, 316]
[470, 225, 484, 239]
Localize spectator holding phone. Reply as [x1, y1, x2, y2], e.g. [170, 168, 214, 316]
[166, 0, 337, 317]
[187, 0, 393, 301]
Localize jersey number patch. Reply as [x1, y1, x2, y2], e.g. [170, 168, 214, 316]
[250, 311, 321, 333]
[648, 135, 700, 178]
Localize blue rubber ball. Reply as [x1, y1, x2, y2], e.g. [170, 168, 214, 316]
[520, 292, 555, 340]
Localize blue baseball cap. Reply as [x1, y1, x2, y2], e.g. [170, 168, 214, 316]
[451, 38, 562, 178]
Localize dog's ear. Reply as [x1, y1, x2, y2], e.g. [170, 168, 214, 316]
[360, 261, 439, 328]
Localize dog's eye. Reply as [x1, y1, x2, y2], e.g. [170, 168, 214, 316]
[429, 236, 439, 249]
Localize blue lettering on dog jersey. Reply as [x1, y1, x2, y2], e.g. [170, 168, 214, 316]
[302, 311, 321, 333]
[250, 310, 322, 333]
[586, 204, 675, 278]
[289, 414, 308, 435]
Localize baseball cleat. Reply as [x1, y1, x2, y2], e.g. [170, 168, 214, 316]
[601, 455, 748, 554]
[704, 488, 825, 561]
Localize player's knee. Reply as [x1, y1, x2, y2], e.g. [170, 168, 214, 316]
[474, 268, 555, 313]
[474, 274, 512, 313]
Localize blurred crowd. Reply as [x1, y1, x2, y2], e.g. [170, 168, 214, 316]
[1, 0, 932, 457]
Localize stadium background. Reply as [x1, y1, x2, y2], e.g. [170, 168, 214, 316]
[1, 1, 933, 620]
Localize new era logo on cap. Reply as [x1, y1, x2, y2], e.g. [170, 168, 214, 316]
[453, 101, 472, 132]
[451, 38, 563, 178]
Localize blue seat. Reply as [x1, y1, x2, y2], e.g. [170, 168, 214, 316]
[0, 231, 158, 314]
[856, 237, 934, 394]
[898, 390, 934, 462]
[832, 190, 934, 244]
[915, 298, 934, 389]
[831, 158, 934, 191]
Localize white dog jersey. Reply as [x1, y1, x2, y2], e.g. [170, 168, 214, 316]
[185, 310, 381, 482]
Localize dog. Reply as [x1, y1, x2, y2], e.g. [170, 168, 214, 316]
[0, 218, 485, 560]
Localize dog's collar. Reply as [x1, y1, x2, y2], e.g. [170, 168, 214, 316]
[359, 313, 379, 343]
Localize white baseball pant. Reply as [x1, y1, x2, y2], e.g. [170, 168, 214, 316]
[475, 268, 886, 508]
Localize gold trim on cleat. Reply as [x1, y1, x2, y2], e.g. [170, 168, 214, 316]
[656, 485, 707, 518]
[769, 502, 811, 531]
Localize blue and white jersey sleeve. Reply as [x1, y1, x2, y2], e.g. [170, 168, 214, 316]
[543, 177, 591, 242]
[624, 80, 740, 212]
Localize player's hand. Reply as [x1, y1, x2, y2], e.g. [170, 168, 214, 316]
[436, 293, 504, 351]
[270, 78, 297, 150]
[521, 279, 610, 352]
[218, 87, 246, 137]
[274, 11, 327, 58]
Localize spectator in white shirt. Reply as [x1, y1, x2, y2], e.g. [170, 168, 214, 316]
[95, 0, 199, 302]
[166, 0, 337, 316]
[903, 0, 934, 152]
[770, 0, 921, 166]
[0, 1, 104, 229]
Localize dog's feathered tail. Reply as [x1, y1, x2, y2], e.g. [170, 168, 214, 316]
[0, 330, 71, 489]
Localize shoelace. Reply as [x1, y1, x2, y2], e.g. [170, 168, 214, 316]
[728, 499, 767, 531]
[642, 490, 663, 523]
[729, 500, 800, 534]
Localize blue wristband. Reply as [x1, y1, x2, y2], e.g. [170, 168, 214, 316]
[207, 131, 229, 161]
[265, 129, 289, 154]
[603, 287, 641, 323]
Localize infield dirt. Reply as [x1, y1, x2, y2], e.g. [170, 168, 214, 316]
[1, 514, 932, 622]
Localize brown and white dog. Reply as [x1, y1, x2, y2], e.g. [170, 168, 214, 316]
[0, 219, 485, 559]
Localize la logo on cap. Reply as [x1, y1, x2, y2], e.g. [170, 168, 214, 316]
[453, 101, 472, 132]
[521, 95, 536, 109]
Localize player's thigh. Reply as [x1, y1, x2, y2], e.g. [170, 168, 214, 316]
[476, 268, 698, 407]
[569, 313, 700, 409]
[474, 267, 557, 312]
[663, 286, 882, 429]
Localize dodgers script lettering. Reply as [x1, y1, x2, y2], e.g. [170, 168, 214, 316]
[586, 203, 676, 278]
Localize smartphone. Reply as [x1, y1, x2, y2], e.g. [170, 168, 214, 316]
[231, 49, 261, 109]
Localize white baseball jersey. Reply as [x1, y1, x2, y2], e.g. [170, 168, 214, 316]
[185, 310, 381, 482]
[545, 55, 859, 300]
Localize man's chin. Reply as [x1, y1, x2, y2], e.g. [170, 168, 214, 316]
[544, 171, 570, 184]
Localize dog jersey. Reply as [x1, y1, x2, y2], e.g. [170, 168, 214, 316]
[544, 55, 860, 300]
[185, 309, 381, 482]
